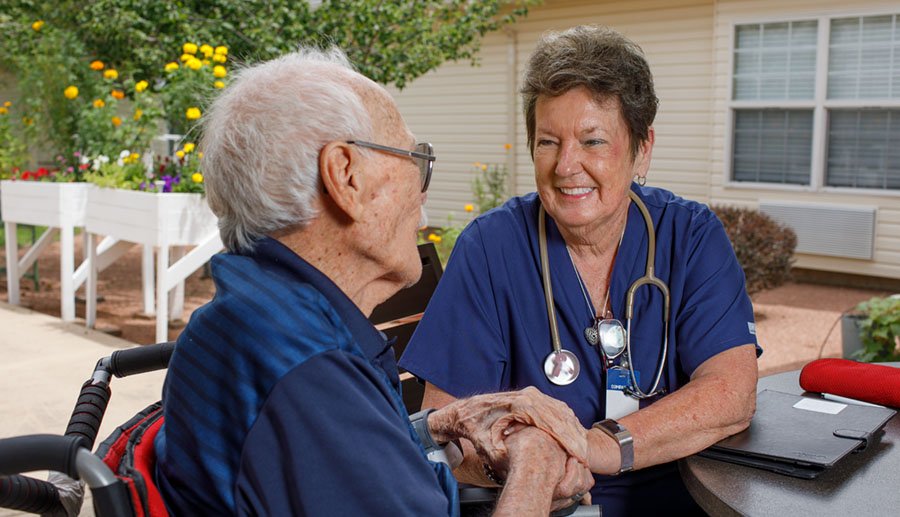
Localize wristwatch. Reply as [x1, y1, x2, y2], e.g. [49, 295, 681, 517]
[592, 418, 634, 475]
[409, 408, 455, 466]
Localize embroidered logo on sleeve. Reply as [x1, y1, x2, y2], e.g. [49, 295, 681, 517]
[747, 322, 756, 335]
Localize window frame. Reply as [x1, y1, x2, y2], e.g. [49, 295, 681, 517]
[724, 10, 900, 197]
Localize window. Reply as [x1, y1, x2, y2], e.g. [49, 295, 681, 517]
[730, 13, 900, 191]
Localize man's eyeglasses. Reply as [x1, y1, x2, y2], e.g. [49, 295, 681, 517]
[347, 140, 435, 193]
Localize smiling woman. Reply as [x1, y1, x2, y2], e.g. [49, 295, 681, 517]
[399, 25, 760, 516]
[532, 89, 652, 256]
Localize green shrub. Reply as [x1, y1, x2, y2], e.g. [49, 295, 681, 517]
[712, 205, 797, 296]
[853, 296, 900, 362]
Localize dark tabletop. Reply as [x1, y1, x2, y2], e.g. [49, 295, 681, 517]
[679, 363, 899, 516]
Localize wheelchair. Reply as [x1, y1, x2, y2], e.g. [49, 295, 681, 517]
[0, 341, 599, 516]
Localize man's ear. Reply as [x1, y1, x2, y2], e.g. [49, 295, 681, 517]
[319, 141, 365, 221]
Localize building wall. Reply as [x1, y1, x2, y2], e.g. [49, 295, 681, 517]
[711, 0, 900, 279]
[391, 0, 716, 226]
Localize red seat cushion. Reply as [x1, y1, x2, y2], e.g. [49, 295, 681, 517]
[96, 402, 168, 517]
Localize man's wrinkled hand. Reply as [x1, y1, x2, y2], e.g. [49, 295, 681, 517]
[549, 456, 594, 511]
[428, 386, 588, 468]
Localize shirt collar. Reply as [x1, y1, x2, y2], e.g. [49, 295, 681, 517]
[244, 237, 394, 364]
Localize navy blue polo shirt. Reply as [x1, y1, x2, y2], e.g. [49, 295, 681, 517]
[155, 237, 457, 516]
[400, 185, 760, 515]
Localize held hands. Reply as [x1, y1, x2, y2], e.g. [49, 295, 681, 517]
[429, 387, 589, 465]
[427, 387, 593, 506]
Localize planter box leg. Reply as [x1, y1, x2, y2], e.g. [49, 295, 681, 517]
[169, 245, 186, 321]
[86, 233, 97, 328]
[142, 245, 154, 316]
[60, 224, 76, 321]
[4, 221, 19, 305]
[156, 244, 169, 343]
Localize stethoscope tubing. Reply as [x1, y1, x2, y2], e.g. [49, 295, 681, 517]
[538, 189, 670, 398]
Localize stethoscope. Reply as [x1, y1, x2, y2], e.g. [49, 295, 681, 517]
[538, 189, 670, 399]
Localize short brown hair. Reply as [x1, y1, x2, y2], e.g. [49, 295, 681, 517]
[521, 25, 658, 158]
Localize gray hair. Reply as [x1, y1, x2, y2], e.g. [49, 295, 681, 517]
[200, 47, 374, 253]
[521, 25, 658, 158]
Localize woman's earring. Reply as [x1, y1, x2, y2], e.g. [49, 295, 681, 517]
[636, 175, 647, 186]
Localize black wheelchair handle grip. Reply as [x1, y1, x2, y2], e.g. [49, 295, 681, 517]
[0, 435, 87, 479]
[0, 473, 64, 514]
[110, 341, 176, 378]
[65, 382, 112, 449]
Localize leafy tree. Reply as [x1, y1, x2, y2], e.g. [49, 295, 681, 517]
[2, 0, 536, 89]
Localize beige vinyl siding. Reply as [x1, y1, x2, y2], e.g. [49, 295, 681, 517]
[711, 0, 900, 279]
[388, 31, 513, 227]
[392, 0, 715, 224]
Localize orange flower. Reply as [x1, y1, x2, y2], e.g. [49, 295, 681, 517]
[504, 143, 512, 151]
[90, 60, 104, 71]
[93, 98, 105, 108]
[111, 89, 125, 100]
[464, 204, 475, 213]
[111, 116, 122, 127]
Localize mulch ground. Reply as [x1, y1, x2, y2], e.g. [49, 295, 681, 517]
[1, 238, 215, 345]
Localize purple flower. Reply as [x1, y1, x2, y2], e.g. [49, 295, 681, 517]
[161, 175, 176, 193]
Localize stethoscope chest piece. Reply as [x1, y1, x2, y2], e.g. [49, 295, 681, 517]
[544, 350, 580, 386]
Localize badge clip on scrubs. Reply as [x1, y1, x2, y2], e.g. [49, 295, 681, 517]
[538, 189, 670, 398]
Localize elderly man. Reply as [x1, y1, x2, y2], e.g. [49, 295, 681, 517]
[153, 47, 592, 516]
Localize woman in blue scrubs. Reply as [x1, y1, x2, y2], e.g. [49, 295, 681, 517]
[400, 25, 761, 515]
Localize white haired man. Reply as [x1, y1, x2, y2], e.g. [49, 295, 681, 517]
[153, 47, 593, 516]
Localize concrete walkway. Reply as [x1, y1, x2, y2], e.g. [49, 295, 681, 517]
[0, 302, 166, 517]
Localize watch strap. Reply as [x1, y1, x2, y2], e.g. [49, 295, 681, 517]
[409, 408, 443, 451]
[592, 418, 634, 474]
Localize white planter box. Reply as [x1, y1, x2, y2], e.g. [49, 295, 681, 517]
[85, 188, 218, 247]
[1, 180, 91, 321]
[0, 180, 89, 227]
[84, 187, 222, 342]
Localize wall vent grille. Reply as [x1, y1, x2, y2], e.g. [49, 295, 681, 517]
[758, 201, 876, 260]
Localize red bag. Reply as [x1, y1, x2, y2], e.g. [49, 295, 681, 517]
[799, 358, 900, 408]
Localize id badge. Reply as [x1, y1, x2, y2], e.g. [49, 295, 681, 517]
[606, 368, 640, 419]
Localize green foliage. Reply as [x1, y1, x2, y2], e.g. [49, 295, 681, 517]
[420, 224, 462, 267]
[713, 205, 797, 296]
[1, 0, 536, 90]
[154, 143, 205, 193]
[472, 160, 510, 215]
[72, 78, 161, 158]
[0, 100, 33, 178]
[853, 296, 900, 362]
[157, 45, 229, 135]
[82, 153, 147, 189]
[307, 0, 536, 89]
[0, 15, 96, 157]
